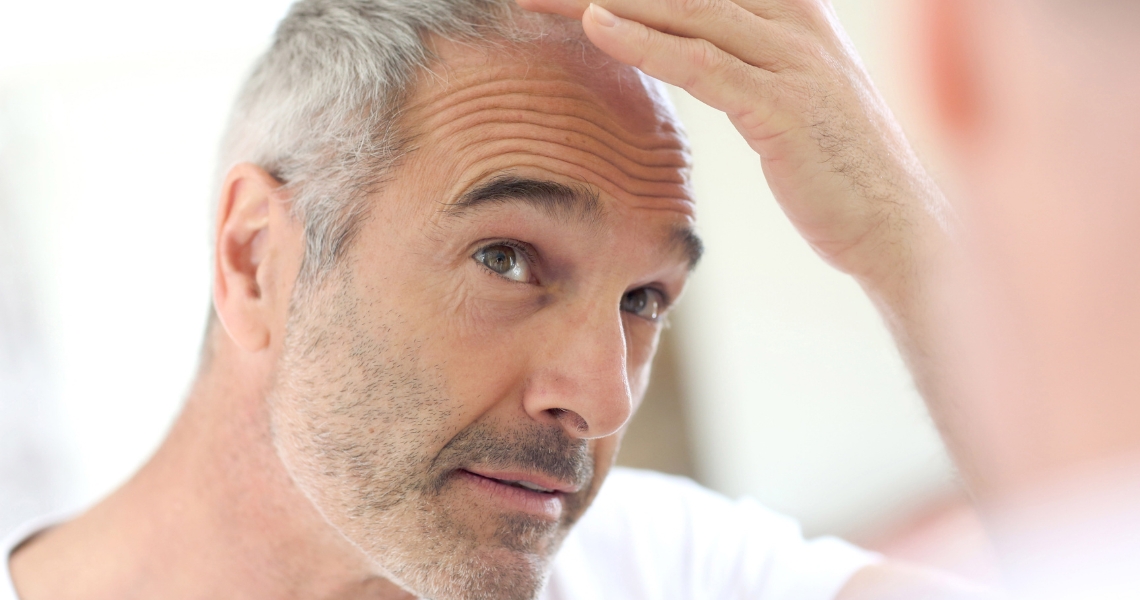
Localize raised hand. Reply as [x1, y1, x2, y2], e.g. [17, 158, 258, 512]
[517, 0, 949, 285]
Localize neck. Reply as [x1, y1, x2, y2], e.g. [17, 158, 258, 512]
[8, 345, 414, 600]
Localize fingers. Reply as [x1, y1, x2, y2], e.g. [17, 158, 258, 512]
[515, 0, 588, 20]
[519, 0, 806, 72]
[517, 0, 795, 23]
[581, 4, 781, 129]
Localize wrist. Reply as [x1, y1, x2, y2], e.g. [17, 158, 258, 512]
[843, 174, 951, 319]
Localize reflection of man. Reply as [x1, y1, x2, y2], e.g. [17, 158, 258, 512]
[2, 2, 986, 599]
[911, 2, 1140, 598]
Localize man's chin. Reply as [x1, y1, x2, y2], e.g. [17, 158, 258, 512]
[438, 472, 569, 539]
[388, 544, 552, 600]
[369, 489, 569, 600]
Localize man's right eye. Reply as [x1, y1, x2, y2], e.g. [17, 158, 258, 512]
[473, 243, 532, 283]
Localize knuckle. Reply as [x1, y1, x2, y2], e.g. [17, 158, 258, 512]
[785, 31, 823, 65]
[686, 38, 722, 73]
[630, 23, 657, 65]
[658, 0, 732, 41]
[777, 0, 830, 32]
[668, 0, 719, 21]
[726, 58, 756, 97]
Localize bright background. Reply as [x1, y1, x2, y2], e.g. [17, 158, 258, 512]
[0, 0, 982, 575]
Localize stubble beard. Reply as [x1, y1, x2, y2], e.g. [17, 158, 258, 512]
[266, 274, 596, 600]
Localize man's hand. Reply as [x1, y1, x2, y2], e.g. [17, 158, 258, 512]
[516, 0, 949, 284]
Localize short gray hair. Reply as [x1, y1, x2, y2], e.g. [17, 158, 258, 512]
[218, 0, 565, 284]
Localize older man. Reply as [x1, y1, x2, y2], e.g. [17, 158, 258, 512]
[3, 1, 986, 599]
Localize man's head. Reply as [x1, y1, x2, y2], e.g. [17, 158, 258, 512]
[207, 1, 699, 598]
[916, 0, 1140, 493]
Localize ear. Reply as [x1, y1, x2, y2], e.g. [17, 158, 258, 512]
[212, 163, 299, 353]
[919, 0, 986, 143]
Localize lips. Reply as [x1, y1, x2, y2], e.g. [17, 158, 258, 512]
[454, 468, 572, 520]
[460, 468, 580, 494]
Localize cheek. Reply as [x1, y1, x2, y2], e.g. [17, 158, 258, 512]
[402, 251, 551, 337]
[418, 311, 538, 419]
[623, 321, 662, 401]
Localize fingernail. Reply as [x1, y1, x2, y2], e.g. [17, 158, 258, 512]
[589, 3, 618, 28]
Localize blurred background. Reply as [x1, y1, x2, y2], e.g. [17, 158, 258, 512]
[0, 0, 994, 584]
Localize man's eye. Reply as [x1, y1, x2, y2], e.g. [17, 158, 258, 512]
[473, 244, 531, 283]
[620, 288, 665, 321]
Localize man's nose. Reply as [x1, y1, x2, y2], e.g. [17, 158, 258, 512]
[522, 301, 633, 440]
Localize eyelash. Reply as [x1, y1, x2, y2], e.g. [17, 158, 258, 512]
[650, 287, 674, 310]
[476, 239, 539, 281]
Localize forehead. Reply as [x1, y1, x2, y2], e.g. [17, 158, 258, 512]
[396, 31, 696, 222]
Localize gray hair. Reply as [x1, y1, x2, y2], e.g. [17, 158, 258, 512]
[218, 0, 568, 285]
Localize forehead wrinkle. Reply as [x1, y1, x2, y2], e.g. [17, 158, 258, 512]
[452, 143, 692, 204]
[440, 108, 688, 177]
[402, 50, 695, 219]
[450, 124, 686, 189]
[444, 173, 605, 226]
[414, 77, 687, 154]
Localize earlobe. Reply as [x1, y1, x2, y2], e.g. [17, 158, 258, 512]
[920, 0, 984, 141]
[212, 163, 286, 353]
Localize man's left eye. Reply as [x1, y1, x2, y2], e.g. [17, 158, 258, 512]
[473, 243, 532, 283]
[621, 288, 665, 321]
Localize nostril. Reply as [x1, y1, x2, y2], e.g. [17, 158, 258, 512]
[548, 408, 589, 434]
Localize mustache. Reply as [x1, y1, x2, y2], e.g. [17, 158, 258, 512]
[431, 420, 594, 492]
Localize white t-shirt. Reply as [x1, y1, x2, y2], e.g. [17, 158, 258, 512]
[1, 468, 877, 600]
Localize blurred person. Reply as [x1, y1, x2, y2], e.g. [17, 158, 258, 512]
[519, 0, 1140, 598]
[0, 1, 986, 599]
[912, 1, 1140, 598]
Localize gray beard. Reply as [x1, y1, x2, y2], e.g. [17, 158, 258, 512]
[266, 275, 595, 600]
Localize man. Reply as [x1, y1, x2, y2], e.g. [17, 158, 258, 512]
[2, 1, 988, 599]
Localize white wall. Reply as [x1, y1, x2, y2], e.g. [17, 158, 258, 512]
[0, 0, 954, 537]
[0, 0, 293, 510]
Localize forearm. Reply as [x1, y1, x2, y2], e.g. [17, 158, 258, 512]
[843, 169, 966, 463]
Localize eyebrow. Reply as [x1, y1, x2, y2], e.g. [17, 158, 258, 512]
[446, 174, 704, 270]
[447, 174, 605, 223]
[672, 225, 704, 270]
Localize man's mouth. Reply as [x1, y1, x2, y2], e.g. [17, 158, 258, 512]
[460, 468, 578, 493]
[456, 468, 578, 519]
[498, 478, 556, 493]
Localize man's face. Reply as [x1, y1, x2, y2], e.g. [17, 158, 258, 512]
[266, 36, 697, 600]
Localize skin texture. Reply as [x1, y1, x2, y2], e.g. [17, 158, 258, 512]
[9, 30, 695, 600]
